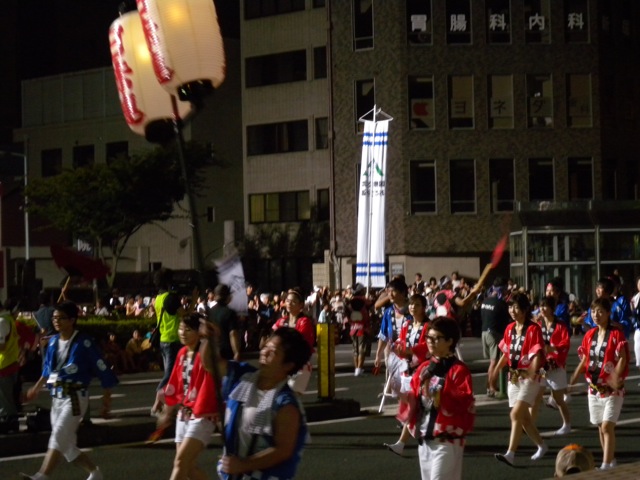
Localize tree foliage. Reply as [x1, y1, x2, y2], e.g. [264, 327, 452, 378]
[26, 141, 211, 286]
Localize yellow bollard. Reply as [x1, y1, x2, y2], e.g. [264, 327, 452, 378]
[316, 323, 335, 400]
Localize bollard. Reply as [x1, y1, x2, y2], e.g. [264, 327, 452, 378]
[316, 322, 335, 400]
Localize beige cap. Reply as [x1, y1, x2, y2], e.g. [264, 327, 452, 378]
[555, 444, 595, 476]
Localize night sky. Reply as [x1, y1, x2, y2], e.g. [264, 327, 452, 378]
[0, 0, 239, 144]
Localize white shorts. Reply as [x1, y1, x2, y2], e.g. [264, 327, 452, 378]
[418, 439, 464, 480]
[48, 392, 89, 462]
[588, 393, 624, 425]
[634, 329, 640, 367]
[507, 377, 542, 408]
[544, 367, 568, 391]
[288, 362, 312, 394]
[175, 415, 215, 445]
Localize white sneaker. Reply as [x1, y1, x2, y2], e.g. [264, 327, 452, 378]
[87, 467, 103, 480]
[531, 443, 548, 460]
[555, 424, 571, 436]
[384, 442, 404, 456]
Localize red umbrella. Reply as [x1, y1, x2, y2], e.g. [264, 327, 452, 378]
[50, 245, 111, 281]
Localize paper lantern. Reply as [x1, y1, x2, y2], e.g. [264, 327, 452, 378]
[136, 0, 226, 102]
[109, 10, 193, 143]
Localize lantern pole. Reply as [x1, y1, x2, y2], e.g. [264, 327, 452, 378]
[170, 95, 205, 292]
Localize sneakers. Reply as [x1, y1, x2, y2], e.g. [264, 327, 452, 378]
[531, 443, 548, 461]
[383, 442, 405, 457]
[495, 452, 515, 467]
[87, 467, 103, 480]
[555, 424, 571, 436]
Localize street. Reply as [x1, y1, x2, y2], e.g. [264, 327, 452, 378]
[3, 337, 640, 479]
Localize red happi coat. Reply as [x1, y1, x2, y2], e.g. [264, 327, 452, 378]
[404, 358, 475, 443]
[164, 346, 218, 417]
[395, 320, 430, 367]
[499, 321, 544, 369]
[541, 320, 570, 369]
[578, 325, 629, 395]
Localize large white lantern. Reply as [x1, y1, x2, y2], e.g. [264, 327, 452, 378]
[136, 0, 226, 102]
[109, 10, 192, 143]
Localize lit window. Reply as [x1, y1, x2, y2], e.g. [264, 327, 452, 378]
[249, 191, 311, 224]
[527, 74, 553, 128]
[448, 75, 474, 129]
[488, 75, 513, 129]
[407, 0, 432, 45]
[524, 0, 551, 44]
[486, 0, 511, 44]
[408, 76, 435, 130]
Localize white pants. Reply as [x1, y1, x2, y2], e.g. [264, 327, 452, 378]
[418, 439, 464, 480]
[48, 392, 89, 462]
[634, 329, 640, 367]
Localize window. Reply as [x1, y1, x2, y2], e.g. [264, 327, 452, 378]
[527, 74, 553, 128]
[206, 207, 215, 223]
[317, 189, 330, 221]
[448, 75, 474, 129]
[353, 0, 373, 50]
[567, 74, 591, 127]
[73, 145, 95, 169]
[568, 157, 593, 200]
[315, 117, 328, 149]
[355, 79, 375, 133]
[105, 141, 128, 165]
[247, 120, 308, 155]
[407, 0, 432, 45]
[244, 0, 305, 20]
[602, 158, 618, 200]
[524, 0, 551, 44]
[450, 159, 475, 213]
[410, 160, 436, 214]
[489, 159, 515, 212]
[245, 50, 306, 88]
[486, 0, 511, 44]
[408, 76, 434, 130]
[528, 158, 554, 201]
[313, 0, 325, 7]
[564, 0, 589, 42]
[446, 0, 471, 44]
[41, 148, 62, 177]
[249, 191, 311, 223]
[313, 46, 327, 79]
[488, 75, 513, 128]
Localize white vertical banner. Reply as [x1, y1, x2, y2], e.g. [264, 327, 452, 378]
[356, 119, 389, 288]
[215, 254, 248, 315]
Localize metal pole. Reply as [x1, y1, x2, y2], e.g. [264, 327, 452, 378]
[23, 136, 29, 261]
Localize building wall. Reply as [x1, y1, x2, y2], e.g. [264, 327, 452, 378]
[331, 0, 618, 269]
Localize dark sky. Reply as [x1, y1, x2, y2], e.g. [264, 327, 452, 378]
[0, 0, 239, 144]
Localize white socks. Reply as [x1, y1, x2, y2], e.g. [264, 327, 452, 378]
[555, 424, 571, 435]
[384, 441, 405, 456]
[531, 443, 548, 460]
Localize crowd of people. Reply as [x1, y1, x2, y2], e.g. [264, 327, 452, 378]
[3, 267, 640, 479]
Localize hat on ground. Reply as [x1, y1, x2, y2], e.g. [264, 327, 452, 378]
[555, 444, 594, 477]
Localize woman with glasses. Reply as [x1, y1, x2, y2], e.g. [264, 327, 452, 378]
[22, 301, 118, 480]
[272, 288, 315, 395]
[569, 297, 629, 470]
[493, 291, 547, 467]
[403, 316, 475, 480]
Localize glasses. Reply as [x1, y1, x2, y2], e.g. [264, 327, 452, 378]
[426, 335, 446, 343]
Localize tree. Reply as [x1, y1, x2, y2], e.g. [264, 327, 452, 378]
[26, 142, 211, 287]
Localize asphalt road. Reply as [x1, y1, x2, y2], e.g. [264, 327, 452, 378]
[3, 336, 640, 479]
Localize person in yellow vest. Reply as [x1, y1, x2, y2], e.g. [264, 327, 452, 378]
[0, 308, 20, 434]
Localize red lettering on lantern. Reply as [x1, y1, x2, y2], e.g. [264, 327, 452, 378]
[109, 23, 145, 127]
[137, 0, 175, 85]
